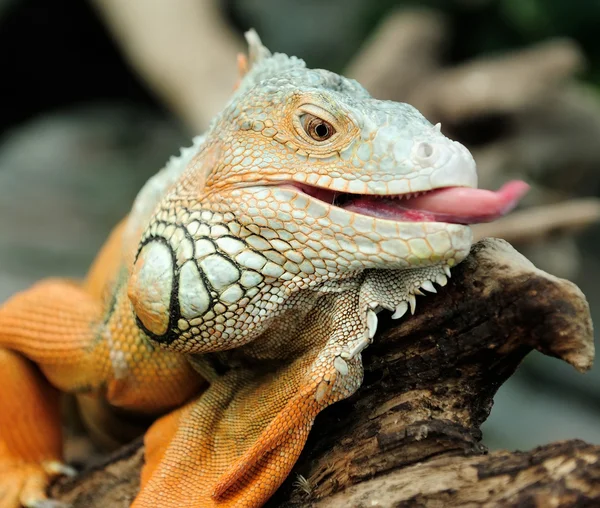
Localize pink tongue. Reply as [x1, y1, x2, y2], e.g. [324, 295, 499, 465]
[347, 181, 529, 224]
[405, 180, 529, 223]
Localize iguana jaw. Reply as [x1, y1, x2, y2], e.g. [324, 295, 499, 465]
[281, 180, 529, 225]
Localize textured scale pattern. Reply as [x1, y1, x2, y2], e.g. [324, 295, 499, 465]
[0, 30, 480, 507]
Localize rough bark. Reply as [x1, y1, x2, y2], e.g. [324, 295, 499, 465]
[50, 239, 597, 507]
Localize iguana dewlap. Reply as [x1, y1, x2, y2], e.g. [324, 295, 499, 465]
[0, 30, 528, 508]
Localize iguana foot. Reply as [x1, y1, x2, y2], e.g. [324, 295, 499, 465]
[0, 461, 73, 508]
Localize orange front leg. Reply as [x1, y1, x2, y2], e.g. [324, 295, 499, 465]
[133, 366, 313, 508]
[135, 292, 367, 508]
[0, 348, 65, 508]
[0, 279, 103, 507]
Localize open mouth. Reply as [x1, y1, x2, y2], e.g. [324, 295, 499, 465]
[289, 180, 529, 225]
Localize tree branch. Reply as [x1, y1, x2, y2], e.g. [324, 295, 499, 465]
[91, 0, 241, 132]
[471, 198, 600, 243]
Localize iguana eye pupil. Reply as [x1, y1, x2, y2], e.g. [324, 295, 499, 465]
[301, 114, 335, 141]
[315, 123, 329, 138]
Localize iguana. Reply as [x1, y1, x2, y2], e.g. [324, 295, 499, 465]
[0, 31, 528, 508]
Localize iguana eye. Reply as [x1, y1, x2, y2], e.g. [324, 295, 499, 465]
[300, 114, 335, 141]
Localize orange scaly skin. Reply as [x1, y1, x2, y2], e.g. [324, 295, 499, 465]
[0, 31, 481, 507]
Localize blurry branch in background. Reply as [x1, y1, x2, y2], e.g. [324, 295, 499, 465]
[346, 9, 584, 120]
[471, 199, 600, 243]
[409, 38, 583, 120]
[91, 0, 241, 133]
[345, 10, 448, 102]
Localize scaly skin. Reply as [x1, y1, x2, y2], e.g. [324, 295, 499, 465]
[0, 31, 481, 507]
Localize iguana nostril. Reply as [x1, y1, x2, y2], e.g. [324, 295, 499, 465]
[416, 141, 434, 159]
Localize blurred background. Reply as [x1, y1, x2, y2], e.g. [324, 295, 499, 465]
[0, 0, 599, 452]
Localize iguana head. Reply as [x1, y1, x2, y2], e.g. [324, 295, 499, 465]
[128, 31, 528, 351]
[199, 30, 526, 270]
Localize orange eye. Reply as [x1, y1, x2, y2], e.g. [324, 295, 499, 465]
[300, 114, 335, 141]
